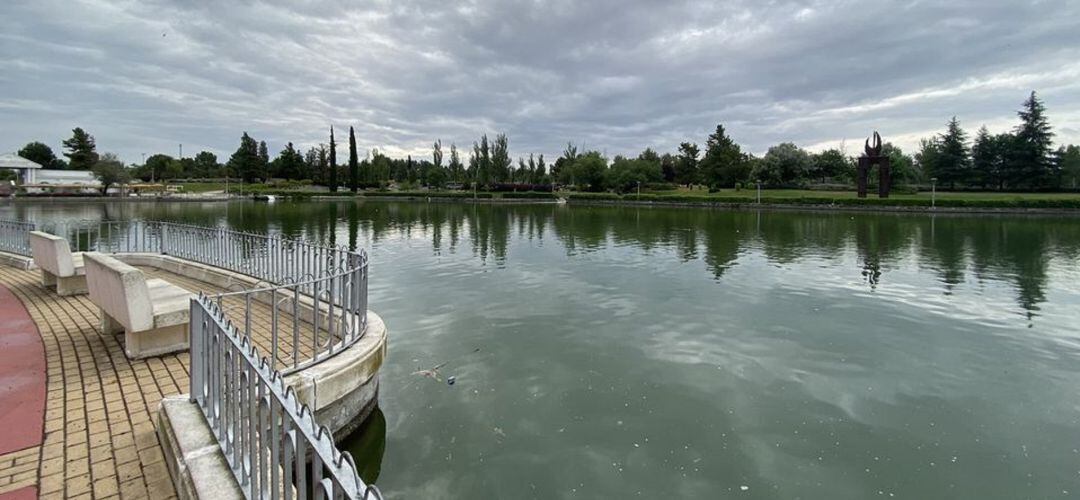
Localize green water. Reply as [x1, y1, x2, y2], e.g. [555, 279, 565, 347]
[5, 200, 1080, 499]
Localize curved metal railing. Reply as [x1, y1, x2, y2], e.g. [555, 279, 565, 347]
[3, 218, 380, 499]
[28, 219, 369, 372]
[191, 297, 382, 500]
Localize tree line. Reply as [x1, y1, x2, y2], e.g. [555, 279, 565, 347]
[12, 91, 1079, 194]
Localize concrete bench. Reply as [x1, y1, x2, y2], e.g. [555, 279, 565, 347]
[84, 252, 195, 359]
[29, 231, 88, 296]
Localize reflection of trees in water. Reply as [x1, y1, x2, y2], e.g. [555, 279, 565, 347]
[50, 200, 1080, 318]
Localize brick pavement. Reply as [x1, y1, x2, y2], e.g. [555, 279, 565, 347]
[0, 264, 319, 499]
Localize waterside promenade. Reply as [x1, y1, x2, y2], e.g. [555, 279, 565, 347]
[0, 263, 341, 498]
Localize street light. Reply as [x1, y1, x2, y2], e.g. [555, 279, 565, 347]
[636, 180, 641, 200]
[930, 177, 938, 208]
[756, 181, 762, 204]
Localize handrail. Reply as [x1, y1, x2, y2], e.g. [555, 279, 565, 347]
[3, 217, 382, 498]
[12, 219, 369, 373]
[0, 219, 35, 256]
[191, 296, 383, 500]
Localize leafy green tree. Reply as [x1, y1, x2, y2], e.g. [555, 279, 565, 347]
[929, 117, 971, 189]
[91, 153, 129, 195]
[752, 143, 811, 187]
[349, 127, 359, 192]
[810, 148, 848, 183]
[675, 142, 699, 186]
[271, 143, 305, 180]
[62, 127, 99, 170]
[491, 134, 511, 183]
[536, 154, 547, 184]
[914, 138, 942, 186]
[144, 154, 174, 182]
[660, 153, 676, 183]
[18, 142, 65, 169]
[227, 133, 262, 182]
[448, 144, 464, 183]
[470, 135, 492, 187]
[1056, 144, 1080, 188]
[328, 127, 338, 192]
[305, 145, 329, 184]
[432, 140, 444, 170]
[554, 142, 578, 184]
[606, 155, 662, 193]
[572, 151, 607, 191]
[881, 143, 919, 185]
[1009, 91, 1054, 188]
[258, 141, 270, 177]
[192, 151, 220, 178]
[699, 125, 750, 189]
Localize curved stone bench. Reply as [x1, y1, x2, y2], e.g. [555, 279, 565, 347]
[29, 231, 87, 296]
[84, 252, 195, 360]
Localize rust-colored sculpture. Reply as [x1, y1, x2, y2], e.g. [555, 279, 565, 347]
[857, 131, 890, 198]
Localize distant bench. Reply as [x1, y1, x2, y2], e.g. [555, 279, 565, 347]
[84, 252, 195, 359]
[29, 231, 87, 296]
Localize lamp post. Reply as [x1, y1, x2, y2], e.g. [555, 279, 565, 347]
[756, 181, 762, 204]
[930, 177, 937, 208]
[636, 180, 641, 200]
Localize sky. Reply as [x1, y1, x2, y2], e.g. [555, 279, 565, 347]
[1, 0, 1079, 165]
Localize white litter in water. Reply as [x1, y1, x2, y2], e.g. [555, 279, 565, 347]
[740, 485, 749, 491]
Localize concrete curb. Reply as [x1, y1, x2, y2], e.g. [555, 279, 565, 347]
[157, 395, 243, 500]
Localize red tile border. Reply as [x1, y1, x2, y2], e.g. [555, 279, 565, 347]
[0, 284, 46, 456]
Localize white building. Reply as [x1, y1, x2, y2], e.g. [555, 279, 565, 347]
[0, 152, 43, 183]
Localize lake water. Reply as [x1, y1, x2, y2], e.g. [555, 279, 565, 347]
[5, 200, 1080, 499]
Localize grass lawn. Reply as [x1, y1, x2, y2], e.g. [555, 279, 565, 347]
[175, 182, 228, 193]
[644, 186, 1080, 201]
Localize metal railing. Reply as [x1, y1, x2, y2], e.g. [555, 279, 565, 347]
[3, 217, 382, 498]
[0, 219, 35, 256]
[191, 296, 382, 500]
[12, 219, 369, 373]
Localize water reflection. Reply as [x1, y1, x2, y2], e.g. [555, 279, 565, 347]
[4, 200, 1078, 318]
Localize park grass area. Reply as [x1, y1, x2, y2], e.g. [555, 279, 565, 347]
[643, 186, 1080, 201]
[174, 182, 227, 193]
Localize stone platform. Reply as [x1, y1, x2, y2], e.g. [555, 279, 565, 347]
[0, 264, 379, 499]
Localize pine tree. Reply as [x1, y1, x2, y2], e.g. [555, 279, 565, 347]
[1010, 91, 1054, 188]
[227, 132, 261, 182]
[348, 127, 359, 192]
[62, 127, 99, 170]
[328, 126, 338, 192]
[935, 117, 971, 189]
[699, 125, 748, 189]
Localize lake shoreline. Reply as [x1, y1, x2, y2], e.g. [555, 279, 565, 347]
[356, 195, 1080, 215]
[7, 193, 1080, 215]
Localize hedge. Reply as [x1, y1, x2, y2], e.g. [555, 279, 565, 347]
[566, 193, 1080, 209]
[362, 191, 495, 199]
[500, 191, 558, 199]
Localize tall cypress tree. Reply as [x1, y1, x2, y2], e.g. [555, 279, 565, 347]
[328, 126, 338, 192]
[348, 126, 359, 192]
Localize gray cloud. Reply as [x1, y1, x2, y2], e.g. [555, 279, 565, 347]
[1, 0, 1078, 164]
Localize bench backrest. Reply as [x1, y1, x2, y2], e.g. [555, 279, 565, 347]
[84, 252, 155, 331]
[30, 231, 78, 277]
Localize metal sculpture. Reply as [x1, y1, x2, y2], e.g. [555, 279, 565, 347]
[857, 131, 891, 198]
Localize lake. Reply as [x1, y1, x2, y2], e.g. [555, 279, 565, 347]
[4, 199, 1080, 499]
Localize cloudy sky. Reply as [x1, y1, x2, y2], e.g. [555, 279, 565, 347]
[2, 0, 1079, 164]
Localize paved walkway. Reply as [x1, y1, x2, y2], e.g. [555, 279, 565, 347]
[0, 283, 46, 499]
[0, 264, 313, 499]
